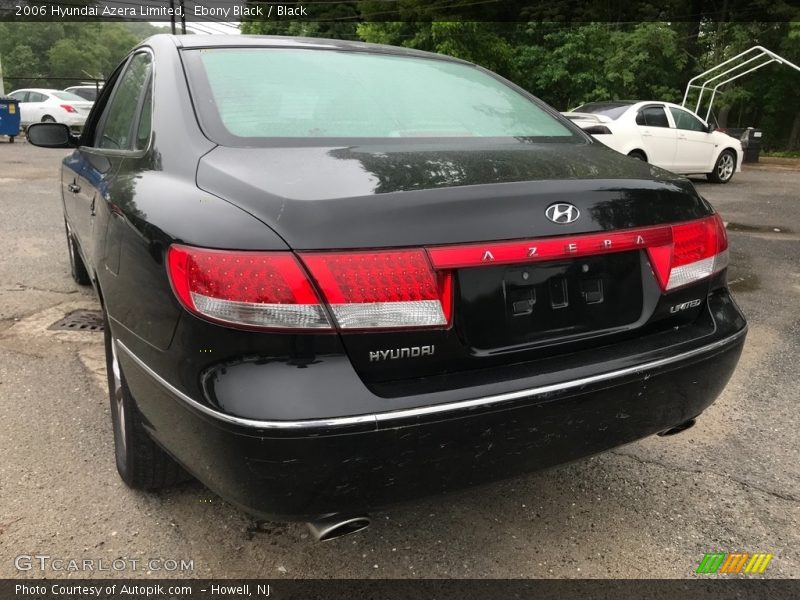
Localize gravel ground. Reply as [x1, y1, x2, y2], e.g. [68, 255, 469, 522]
[0, 141, 797, 579]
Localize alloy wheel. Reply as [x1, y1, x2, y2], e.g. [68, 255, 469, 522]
[717, 153, 734, 181]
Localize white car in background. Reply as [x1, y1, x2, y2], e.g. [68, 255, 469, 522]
[563, 101, 743, 183]
[7, 88, 93, 132]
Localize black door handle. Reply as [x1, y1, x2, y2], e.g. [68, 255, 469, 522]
[68, 182, 81, 193]
[90, 195, 96, 217]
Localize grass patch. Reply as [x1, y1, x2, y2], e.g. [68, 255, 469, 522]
[763, 150, 800, 159]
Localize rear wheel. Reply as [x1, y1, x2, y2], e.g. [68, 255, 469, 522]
[707, 150, 736, 184]
[103, 309, 188, 490]
[8, 136, 14, 143]
[628, 150, 647, 162]
[65, 221, 90, 285]
[41, 115, 56, 123]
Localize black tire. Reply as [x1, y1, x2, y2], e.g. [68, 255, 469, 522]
[8, 136, 14, 143]
[103, 309, 188, 490]
[41, 115, 56, 123]
[707, 149, 736, 184]
[65, 221, 91, 285]
[628, 150, 647, 162]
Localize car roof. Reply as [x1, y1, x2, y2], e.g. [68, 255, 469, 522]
[582, 100, 705, 117]
[144, 33, 473, 65]
[578, 101, 637, 108]
[627, 100, 696, 111]
[10, 88, 61, 94]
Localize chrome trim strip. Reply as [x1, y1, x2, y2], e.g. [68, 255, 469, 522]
[116, 326, 746, 431]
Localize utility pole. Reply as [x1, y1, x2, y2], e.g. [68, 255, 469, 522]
[180, 0, 186, 34]
[0, 54, 5, 96]
[169, 0, 176, 34]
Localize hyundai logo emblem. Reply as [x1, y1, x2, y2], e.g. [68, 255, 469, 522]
[545, 203, 580, 224]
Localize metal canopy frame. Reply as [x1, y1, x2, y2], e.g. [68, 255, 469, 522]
[682, 46, 800, 122]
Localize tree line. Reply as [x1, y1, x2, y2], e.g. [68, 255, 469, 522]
[0, 22, 165, 91]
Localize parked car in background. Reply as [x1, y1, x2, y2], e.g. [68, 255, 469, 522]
[26, 35, 746, 541]
[563, 101, 743, 183]
[64, 84, 104, 102]
[7, 88, 93, 132]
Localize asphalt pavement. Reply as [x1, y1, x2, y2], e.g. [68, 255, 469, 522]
[0, 141, 797, 578]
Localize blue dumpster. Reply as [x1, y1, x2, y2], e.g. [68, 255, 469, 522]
[0, 96, 21, 142]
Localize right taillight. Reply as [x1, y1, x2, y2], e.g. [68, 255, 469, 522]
[646, 213, 729, 292]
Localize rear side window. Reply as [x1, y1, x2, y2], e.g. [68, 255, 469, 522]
[69, 88, 98, 101]
[51, 91, 85, 102]
[96, 52, 152, 150]
[669, 107, 706, 132]
[636, 106, 669, 128]
[184, 48, 578, 143]
[135, 81, 153, 150]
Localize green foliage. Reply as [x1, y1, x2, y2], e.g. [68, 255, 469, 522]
[357, 22, 689, 109]
[0, 22, 161, 90]
[763, 150, 800, 158]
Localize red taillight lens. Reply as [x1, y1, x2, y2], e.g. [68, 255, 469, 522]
[649, 213, 729, 291]
[300, 249, 452, 329]
[166, 245, 332, 330]
[60, 104, 77, 113]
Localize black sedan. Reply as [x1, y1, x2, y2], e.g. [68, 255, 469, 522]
[28, 35, 746, 541]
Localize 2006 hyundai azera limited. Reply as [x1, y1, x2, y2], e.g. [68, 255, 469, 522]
[28, 35, 747, 541]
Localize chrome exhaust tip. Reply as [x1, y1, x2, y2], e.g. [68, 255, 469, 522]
[658, 418, 697, 437]
[306, 514, 371, 542]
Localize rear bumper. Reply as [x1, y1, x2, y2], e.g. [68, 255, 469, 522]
[118, 294, 747, 519]
[60, 113, 87, 127]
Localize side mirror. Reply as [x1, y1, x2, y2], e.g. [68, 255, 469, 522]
[706, 123, 717, 134]
[27, 123, 79, 148]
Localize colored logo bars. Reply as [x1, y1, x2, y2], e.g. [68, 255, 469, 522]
[696, 552, 774, 574]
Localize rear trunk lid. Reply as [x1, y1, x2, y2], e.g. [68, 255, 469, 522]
[62, 100, 94, 116]
[196, 141, 716, 385]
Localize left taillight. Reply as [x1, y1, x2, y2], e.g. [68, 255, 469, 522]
[60, 104, 77, 113]
[166, 245, 332, 330]
[166, 245, 452, 331]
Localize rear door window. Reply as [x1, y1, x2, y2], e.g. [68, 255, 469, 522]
[95, 52, 152, 150]
[635, 106, 670, 128]
[669, 107, 706, 132]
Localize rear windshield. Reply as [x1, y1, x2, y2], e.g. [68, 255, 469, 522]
[52, 91, 87, 101]
[572, 102, 633, 120]
[183, 48, 578, 145]
[67, 88, 98, 101]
